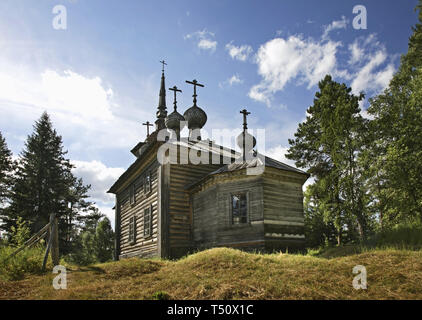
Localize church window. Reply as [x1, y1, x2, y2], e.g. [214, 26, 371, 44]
[129, 184, 135, 205]
[231, 193, 248, 224]
[128, 216, 136, 244]
[144, 172, 151, 194]
[143, 205, 153, 237]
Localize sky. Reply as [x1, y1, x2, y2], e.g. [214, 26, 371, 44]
[0, 0, 419, 227]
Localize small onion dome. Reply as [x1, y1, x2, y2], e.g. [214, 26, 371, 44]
[165, 110, 185, 132]
[183, 105, 207, 130]
[236, 130, 257, 150]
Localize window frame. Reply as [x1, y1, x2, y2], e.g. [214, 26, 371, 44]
[129, 184, 136, 206]
[144, 171, 151, 194]
[128, 215, 137, 245]
[230, 192, 249, 226]
[143, 204, 153, 238]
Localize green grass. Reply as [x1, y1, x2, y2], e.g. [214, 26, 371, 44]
[1, 247, 421, 300]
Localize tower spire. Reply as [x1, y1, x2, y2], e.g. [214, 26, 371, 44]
[155, 60, 168, 131]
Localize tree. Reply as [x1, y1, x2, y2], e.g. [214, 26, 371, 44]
[367, 1, 422, 225]
[95, 217, 115, 262]
[0, 132, 14, 208]
[1, 112, 91, 255]
[287, 75, 371, 244]
[65, 214, 114, 265]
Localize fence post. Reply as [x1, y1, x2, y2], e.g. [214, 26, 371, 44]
[51, 214, 59, 266]
[42, 213, 59, 271]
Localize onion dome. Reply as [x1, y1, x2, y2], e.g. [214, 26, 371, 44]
[183, 105, 207, 130]
[165, 109, 185, 132]
[236, 130, 257, 150]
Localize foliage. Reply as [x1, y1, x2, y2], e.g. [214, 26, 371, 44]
[64, 217, 115, 265]
[0, 131, 14, 213]
[95, 218, 115, 263]
[152, 291, 170, 300]
[374, 221, 422, 250]
[366, 2, 422, 226]
[287, 75, 372, 244]
[0, 245, 51, 281]
[9, 216, 31, 247]
[0, 112, 92, 255]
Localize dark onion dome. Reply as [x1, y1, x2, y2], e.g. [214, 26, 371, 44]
[165, 110, 185, 132]
[236, 130, 257, 150]
[183, 105, 207, 130]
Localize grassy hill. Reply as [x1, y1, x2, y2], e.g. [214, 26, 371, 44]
[1, 247, 422, 300]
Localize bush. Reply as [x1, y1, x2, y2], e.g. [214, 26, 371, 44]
[0, 245, 51, 281]
[152, 291, 170, 300]
[374, 222, 422, 249]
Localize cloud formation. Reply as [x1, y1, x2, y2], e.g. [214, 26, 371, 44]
[248, 29, 395, 107]
[249, 36, 341, 106]
[185, 29, 217, 52]
[72, 160, 124, 205]
[322, 16, 348, 40]
[225, 42, 253, 61]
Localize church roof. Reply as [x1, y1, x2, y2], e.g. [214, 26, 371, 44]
[184, 154, 309, 190]
[107, 138, 238, 194]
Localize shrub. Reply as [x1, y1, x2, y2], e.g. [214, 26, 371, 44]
[152, 291, 170, 300]
[375, 221, 422, 249]
[0, 245, 51, 281]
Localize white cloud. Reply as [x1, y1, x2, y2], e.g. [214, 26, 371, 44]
[198, 38, 217, 51]
[0, 64, 155, 153]
[322, 16, 348, 40]
[249, 36, 341, 106]
[225, 42, 253, 61]
[72, 160, 124, 205]
[219, 74, 243, 88]
[348, 36, 395, 95]
[348, 41, 364, 65]
[185, 29, 217, 52]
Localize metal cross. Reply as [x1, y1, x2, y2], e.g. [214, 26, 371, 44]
[240, 109, 251, 130]
[169, 86, 182, 111]
[159, 60, 167, 73]
[186, 79, 204, 106]
[142, 121, 154, 137]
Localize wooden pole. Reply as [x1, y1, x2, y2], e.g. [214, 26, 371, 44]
[51, 215, 59, 266]
[42, 213, 59, 271]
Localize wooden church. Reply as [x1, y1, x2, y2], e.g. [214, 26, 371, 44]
[107, 64, 309, 260]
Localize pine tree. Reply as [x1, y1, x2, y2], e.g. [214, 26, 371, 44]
[0, 131, 14, 207]
[367, 1, 422, 225]
[287, 75, 370, 244]
[2, 112, 91, 254]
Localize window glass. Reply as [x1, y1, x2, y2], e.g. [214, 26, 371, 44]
[144, 206, 151, 237]
[232, 193, 247, 224]
[144, 172, 151, 194]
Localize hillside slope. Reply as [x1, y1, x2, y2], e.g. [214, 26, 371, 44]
[1, 247, 421, 300]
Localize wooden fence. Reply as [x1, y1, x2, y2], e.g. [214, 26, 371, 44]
[6, 213, 60, 270]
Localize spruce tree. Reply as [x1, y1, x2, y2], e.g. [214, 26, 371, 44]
[2, 112, 91, 253]
[0, 131, 14, 207]
[287, 75, 370, 244]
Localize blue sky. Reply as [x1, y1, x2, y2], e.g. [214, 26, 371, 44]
[0, 0, 419, 225]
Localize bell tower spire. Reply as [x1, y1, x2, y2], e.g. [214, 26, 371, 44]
[155, 60, 168, 131]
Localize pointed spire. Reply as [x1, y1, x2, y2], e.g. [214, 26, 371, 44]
[155, 60, 168, 131]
